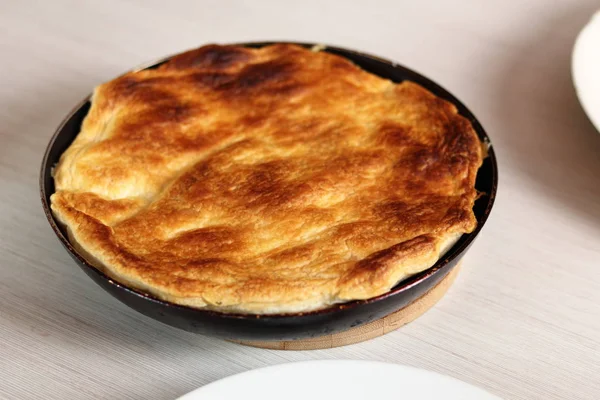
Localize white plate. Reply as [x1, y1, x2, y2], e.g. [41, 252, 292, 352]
[177, 360, 500, 400]
[573, 10, 600, 132]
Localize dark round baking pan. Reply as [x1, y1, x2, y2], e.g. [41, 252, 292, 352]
[40, 42, 498, 341]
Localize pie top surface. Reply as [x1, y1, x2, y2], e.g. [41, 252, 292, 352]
[51, 44, 482, 314]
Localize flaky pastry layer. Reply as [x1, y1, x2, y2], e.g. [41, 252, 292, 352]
[51, 44, 482, 314]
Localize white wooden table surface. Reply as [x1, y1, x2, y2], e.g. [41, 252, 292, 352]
[2, 1, 600, 399]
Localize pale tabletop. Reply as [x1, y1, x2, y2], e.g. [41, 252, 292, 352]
[2, 1, 600, 399]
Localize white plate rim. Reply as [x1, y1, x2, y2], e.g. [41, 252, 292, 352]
[572, 10, 600, 132]
[176, 360, 501, 400]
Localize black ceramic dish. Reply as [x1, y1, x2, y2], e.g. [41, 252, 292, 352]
[40, 42, 498, 341]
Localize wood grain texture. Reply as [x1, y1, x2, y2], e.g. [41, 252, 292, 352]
[1, 1, 600, 399]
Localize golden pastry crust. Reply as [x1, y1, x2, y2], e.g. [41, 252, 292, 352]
[51, 44, 482, 314]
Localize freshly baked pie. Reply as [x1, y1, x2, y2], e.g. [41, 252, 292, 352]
[51, 44, 482, 314]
